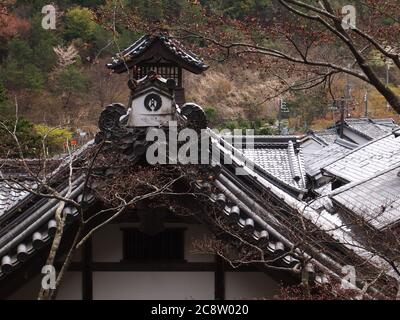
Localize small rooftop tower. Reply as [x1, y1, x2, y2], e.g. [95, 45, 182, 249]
[125, 71, 177, 127]
[107, 34, 209, 105]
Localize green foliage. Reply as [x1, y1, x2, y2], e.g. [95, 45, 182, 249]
[205, 105, 278, 134]
[34, 124, 73, 152]
[29, 15, 57, 72]
[0, 60, 23, 90]
[1, 37, 48, 91]
[23, 64, 45, 91]
[31, 39, 57, 72]
[161, 0, 185, 17]
[0, 117, 42, 158]
[92, 25, 113, 56]
[204, 107, 219, 126]
[15, 0, 50, 11]
[218, 117, 278, 135]
[0, 83, 7, 104]
[125, 0, 164, 20]
[64, 7, 97, 41]
[142, 0, 164, 21]
[0, 83, 11, 119]
[287, 90, 329, 131]
[73, 0, 106, 7]
[115, 28, 142, 52]
[1, 59, 45, 91]
[55, 65, 89, 94]
[7, 38, 32, 65]
[0, 118, 73, 157]
[202, 0, 272, 20]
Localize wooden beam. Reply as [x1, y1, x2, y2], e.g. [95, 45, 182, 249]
[214, 256, 225, 300]
[66, 261, 259, 272]
[82, 239, 93, 300]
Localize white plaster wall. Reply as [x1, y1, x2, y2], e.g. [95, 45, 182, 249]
[225, 272, 279, 300]
[93, 272, 214, 300]
[8, 270, 279, 300]
[92, 223, 214, 263]
[7, 272, 82, 300]
[128, 89, 174, 127]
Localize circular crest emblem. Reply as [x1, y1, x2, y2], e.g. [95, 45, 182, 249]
[144, 94, 162, 112]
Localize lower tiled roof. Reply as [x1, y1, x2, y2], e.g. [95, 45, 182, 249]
[344, 118, 398, 140]
[0, 181, 35, 217]
[304, 139, 357, 178]
[312, 128, 339, 145]
[323, 130, 400, 183]
[243, 147, 306, 190]
[220, 135, 307, 193]
[331, 164, 400, 230]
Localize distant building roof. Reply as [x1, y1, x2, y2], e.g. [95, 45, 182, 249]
[322, 129, 400, 183]
[311, 128, 339, 145]
[221, 135, 307, 194]
[331, 163, 400, 230]
[342, 118, 398, 140]
[304, 138, 358, 178]
[306, 118, 399, 148]
[107, 34, 209, 74]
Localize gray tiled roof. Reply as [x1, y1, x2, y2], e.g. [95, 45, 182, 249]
[312, 128, 339, 145]
[0, 181, 34, 217]
[304, 139, 357, 177]
[343, 118, 398, 140]
[0, 130, 393, 294]
[309, 118, 399, 147]
[0, 144, 92, 218]
[218, 135, 307, 193]
[372, 118, 399, 128]
[107, 34, 208, 72]
[332, 164, 400, 230]
[243, 145, 306, 190]
[323, 130, 400, 183]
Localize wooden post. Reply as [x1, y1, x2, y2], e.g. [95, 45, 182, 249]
[339, 99, 345, 139]
[214, 256, 225, 300]
[82, 239, 93, 300]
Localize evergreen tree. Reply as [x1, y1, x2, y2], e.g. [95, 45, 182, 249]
[0, 117, 42, 158]
[64, 7, 97, 41]
[0, 82, 7, 104]
[29, 15, 57, 72]
[23, 64, 45, 91]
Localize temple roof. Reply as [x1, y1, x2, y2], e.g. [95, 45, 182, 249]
[331, 163, 400, 230]
[306, 118, 399, 148]
[341, 118, 398, 140]
[107, 34, 209, 74]
[322, 129, 400, 183]
[0, 181, 33, 217]
[310, 128, 339, 145]
[1, 116, 399, 297]
[238, 136, 307, 192]
[304, 138, 357, 178]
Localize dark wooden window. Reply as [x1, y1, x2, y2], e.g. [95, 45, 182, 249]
[122, 228, 185, 262]
[136, 65, 181, 86]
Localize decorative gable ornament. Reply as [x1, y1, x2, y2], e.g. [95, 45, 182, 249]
[107, 33, 208, 106]
[127, 72, 177, 127]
